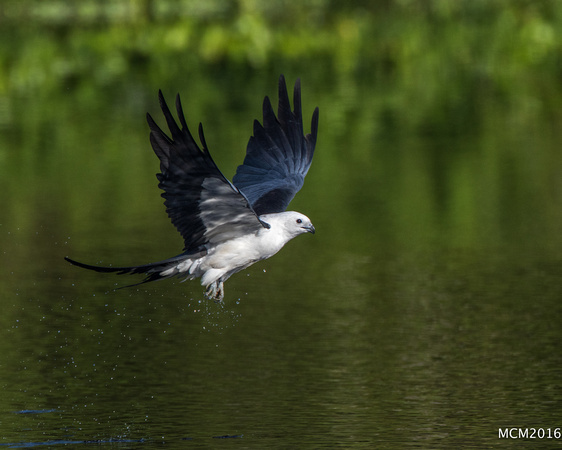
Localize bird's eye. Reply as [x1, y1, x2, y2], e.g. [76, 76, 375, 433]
[296, 218, 303, 224]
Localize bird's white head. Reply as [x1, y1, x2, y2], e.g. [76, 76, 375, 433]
[275, 211, 315, 238]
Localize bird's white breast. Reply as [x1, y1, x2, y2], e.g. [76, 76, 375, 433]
[206, 224, 287, 270]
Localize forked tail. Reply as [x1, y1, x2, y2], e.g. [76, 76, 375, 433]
[64, 254, 196, 287]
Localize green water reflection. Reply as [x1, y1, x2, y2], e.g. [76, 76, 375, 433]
[1, 1, 562, 447]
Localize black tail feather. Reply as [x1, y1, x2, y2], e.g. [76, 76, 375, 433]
[64, 255, 194, 287]
[64, 256, 137, 274]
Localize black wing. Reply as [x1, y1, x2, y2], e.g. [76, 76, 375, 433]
[232, 75, 319, 215]
[147, 90, 267, 253]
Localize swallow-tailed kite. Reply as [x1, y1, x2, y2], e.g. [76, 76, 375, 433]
[65, 75, 319, 301]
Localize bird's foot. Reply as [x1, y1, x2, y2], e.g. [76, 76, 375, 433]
[205, 281, 224, 302]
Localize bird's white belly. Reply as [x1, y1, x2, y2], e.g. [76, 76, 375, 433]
[206, 232, 284, 270]
[169, 222, 293, 289]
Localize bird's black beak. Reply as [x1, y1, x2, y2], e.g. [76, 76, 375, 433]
[304, 224, 316, 234]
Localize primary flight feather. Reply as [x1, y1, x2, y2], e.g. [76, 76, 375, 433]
[65, 75, 319, 301]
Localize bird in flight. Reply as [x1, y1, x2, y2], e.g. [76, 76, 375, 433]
[65, 75, 319, 301]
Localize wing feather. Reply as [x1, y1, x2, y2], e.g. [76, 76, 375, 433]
[232, 75, 319, 215]
[147, 90, 265, 253]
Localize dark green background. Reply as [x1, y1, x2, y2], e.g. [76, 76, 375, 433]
[1, 1, 561, 447]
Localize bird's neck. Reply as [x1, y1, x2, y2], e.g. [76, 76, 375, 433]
[257, 213, 296, 248]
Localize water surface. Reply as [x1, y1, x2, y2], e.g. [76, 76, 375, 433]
[2, 7, 562, 445]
